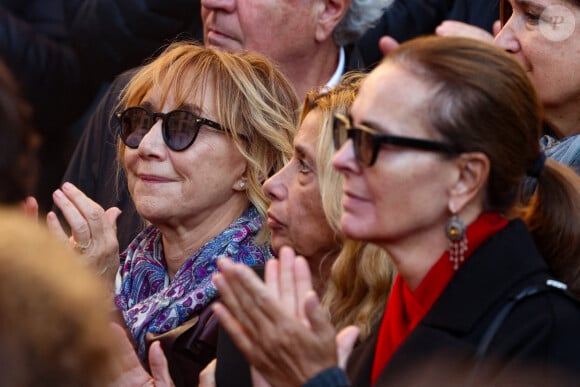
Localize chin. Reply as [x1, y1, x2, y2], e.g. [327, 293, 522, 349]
[269, 237, 288, 256]
[340, 217, 373, 242]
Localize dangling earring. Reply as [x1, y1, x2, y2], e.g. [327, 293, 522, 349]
[445, 215, 467, 270]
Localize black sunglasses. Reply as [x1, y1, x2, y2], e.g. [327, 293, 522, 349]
[332, 114, 458, 167]
[116, 106, 226, 151]
[500, 0, 513, 27]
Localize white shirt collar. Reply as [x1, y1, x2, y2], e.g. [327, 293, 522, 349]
[324, 46, 345, 89]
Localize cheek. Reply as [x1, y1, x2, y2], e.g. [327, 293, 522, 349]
[369, 161, 449, 220]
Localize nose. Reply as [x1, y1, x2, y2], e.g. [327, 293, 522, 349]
[332, 139, 360, 174]
[201, 0, 235, 12]
[494, 15, 521, 54]
[137, 119, 166, 158]
[263, 164, 289, 202]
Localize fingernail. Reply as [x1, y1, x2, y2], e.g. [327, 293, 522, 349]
[53, 189, 64, 199]
[62, 182, 72, 191]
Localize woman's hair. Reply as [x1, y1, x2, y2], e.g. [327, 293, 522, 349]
[117, 42, 299, 240]
[303, 72, 395, 339]
[334, 0, 393, 45]
[384, 36, 580, 295]
[0, 60, 38, 204]
[0, 210, 118, 386]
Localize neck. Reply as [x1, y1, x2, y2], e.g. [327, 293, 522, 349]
[544, 101, 580, 138]
[385, 206, 483, 291]
[159, 199, 250, 280]
[308, 249, 339, 297]
[280, 41, 340, 100]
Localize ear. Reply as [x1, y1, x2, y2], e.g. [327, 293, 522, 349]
[447, 152, 490, 214]
[315, 0, 352, 43]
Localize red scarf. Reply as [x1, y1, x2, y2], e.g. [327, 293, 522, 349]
[370, 212, 508, 385]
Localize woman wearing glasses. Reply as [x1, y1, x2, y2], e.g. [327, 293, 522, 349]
[210, 36, 580, 386]
[47, 42, 297, 385]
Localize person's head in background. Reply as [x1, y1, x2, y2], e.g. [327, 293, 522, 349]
[333, 35, 580, 295]
[495, 0, 580, 140]
[263, 72, 394, 338]
[0, 60, 39, 205]
[0, 210, 118, 386]
[201, 0, 392, 99]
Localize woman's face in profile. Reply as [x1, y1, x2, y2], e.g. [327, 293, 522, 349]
[332, 62, 456, 247]
[495, 0, 580, 108]
[263, 110, 338, 261]
[123, 86, 248, 227]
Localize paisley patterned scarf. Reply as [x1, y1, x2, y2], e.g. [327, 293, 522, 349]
[114, 206, 272, 358]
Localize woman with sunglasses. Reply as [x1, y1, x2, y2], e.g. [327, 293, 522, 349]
[47, 41, 297, 385]
[210, 36, 580, 386]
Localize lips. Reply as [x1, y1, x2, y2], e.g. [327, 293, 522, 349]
[205, 26, 238, 48]
[266, 212, 285, 230]
[137, 174, 174, 183]
[341, 190, 369, 211]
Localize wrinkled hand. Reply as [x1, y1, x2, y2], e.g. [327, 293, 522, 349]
[212, 246, 359, 387]
[47, 182, 121, 284]
[110, 323, 174, 387]
[435, 20, 495, 43]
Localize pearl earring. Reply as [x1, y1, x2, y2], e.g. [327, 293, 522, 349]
[238, 181, 246, 189]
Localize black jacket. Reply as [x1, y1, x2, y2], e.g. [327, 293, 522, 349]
[67, 0, 202, 84]
[0, 0, 82, 132]
[346, 220, 580, 386]
[357, 0, 499, 67]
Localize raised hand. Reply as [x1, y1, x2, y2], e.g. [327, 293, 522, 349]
[212, 246, 353, 387]
[47, 182, 121, 284]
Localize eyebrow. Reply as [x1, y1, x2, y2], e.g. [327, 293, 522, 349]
[139, 101, 154, 110]
[294, 144, 307, 158]
[348, 113, 389, 135]
[513, 0, 546, 12]
[294, 143, 317, 166]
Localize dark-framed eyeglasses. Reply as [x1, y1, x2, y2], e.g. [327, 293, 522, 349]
[116, 106, 226, 151]
[332, 113, 458, 167]
[499, 0, 512, 27]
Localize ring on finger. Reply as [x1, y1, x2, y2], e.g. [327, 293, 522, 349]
[73, 239, 92, 253]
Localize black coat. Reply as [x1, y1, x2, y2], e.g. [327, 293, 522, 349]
[67, 0, 202, 84]
[0, 0, 82, 131]
[347, 220, 580, 386]
[357, 0, 499, 67]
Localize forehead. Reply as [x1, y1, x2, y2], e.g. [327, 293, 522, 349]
[294, 111, 321, 153]
[351, 63, 432, 132]
[141, 73, 216, 113]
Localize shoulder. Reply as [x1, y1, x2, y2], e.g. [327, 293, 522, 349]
[490, 282, 580, 376]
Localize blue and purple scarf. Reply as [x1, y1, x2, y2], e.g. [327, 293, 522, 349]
[114, 206, 272, 358]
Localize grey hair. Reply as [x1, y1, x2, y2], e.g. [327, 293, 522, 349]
[333, 0, 394, 45]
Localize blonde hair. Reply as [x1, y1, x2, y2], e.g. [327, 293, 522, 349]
[0, 209, 118, 386]
[117, 42, 299, 240]
[303, 72, 395, 340]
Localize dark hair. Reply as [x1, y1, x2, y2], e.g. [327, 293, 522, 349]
[385, 36, 580, 295]
[0, 60, 38, 204]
